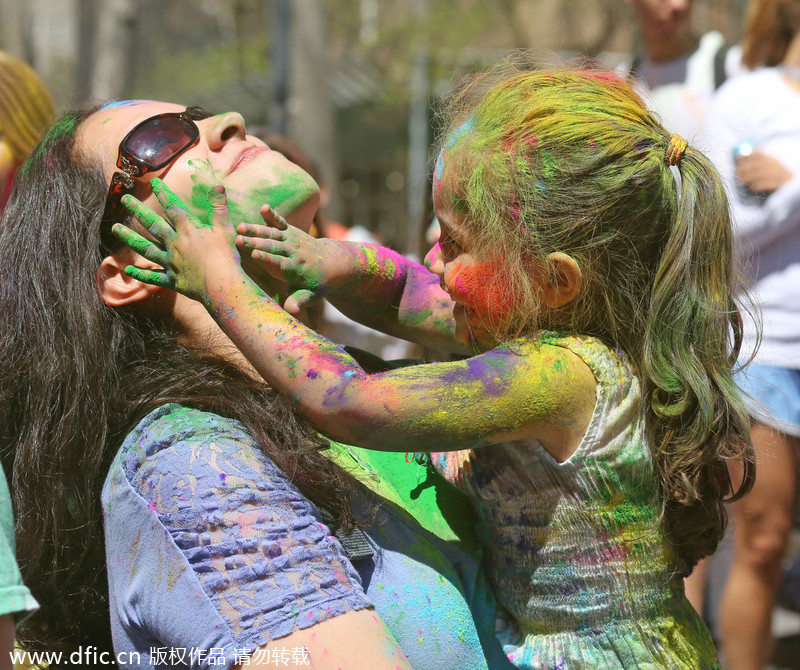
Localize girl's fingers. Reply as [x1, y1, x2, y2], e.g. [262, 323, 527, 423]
[111, 223, 168, 266]
[250, 249, 291, 280]
[123, 265, 173, 290]
[208, 185, 229, 230]
[260, 204, 289, 230]
[150, 177, 197, 226]
[237, 221, 286, 240]
[284, 289, 318, 316]
[121, 195, 175, 241]
[236, 235, 291, 256]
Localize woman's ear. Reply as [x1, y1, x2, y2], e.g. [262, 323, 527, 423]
[96, 247, 163, 307]
[542, 252, 582, 308]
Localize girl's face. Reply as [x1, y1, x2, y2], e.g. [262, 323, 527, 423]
[77, 100, 320, 231]
[427, 159, 522, 347]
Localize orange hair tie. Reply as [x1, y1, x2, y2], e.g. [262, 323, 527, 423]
[665, 133, 688, 166]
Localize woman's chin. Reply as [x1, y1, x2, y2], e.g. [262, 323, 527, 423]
[282, 187, 320, 234]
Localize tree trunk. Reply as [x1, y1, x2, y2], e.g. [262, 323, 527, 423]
[91, 0, 136, 101]
[288, 0, 341, 222]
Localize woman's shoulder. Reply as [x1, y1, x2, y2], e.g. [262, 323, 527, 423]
[102, 404, 375, 661]
[126, 403, 250, 447]
[106, 403, 300, 510]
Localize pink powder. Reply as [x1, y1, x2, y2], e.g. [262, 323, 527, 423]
[447, 259, 516, 329]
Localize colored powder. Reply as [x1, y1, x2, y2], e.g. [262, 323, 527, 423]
[451, 196, 469, 214]
[100, 100, 142, 110]
[21, 114, 81, 174]
[156, 181, 209, 227]
[447, 259, 516, 329]
[445, 118, 475, 149]
[248, 172, 317, 213]
[438, 354, 514, 397]
[423, 242, 441, 271]
[510, 193, 520, 221]
[433, 151, 445, 184]
[540, 150, 558, 180]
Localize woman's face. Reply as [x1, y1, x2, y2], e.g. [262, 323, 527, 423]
[77, 100, 320, 232]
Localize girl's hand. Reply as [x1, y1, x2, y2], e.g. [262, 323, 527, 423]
[111, 178, 240, 302]
[237, 205, 357, 315]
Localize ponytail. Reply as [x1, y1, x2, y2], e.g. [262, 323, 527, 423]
[642, 147, 755, 574]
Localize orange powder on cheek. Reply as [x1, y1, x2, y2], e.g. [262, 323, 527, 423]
[447, 259, 516, 327]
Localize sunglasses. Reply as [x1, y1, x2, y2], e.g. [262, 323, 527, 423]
[101, 105, 214, 226]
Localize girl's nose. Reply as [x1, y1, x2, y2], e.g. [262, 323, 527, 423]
[424, 241, 444, 276]
[205, 112, 247, 150]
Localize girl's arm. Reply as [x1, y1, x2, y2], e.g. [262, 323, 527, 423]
[237, 207, 471, 354]
[113, 182, 596, 460]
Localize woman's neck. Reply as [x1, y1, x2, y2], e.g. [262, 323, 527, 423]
[172, 295, 263, 382]
[643, 31, 697, 64]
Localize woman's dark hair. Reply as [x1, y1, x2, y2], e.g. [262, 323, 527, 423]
[0, 106, 355, 661]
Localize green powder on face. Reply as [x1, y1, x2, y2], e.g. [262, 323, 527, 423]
[187, 158, 314, 226]
[248, 172, 317, 213]
[187, 160, 220, 227]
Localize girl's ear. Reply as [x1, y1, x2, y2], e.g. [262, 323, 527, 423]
[542, 252, 582, 308]
[96, 247, 163, 307]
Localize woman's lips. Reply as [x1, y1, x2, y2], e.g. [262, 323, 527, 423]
[229, 145, 269, 174]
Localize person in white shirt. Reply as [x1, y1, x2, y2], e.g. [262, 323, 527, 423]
[703, 0, 800, 667]
[626, 0, 742, 145]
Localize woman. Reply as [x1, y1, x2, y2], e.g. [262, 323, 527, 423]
[0, 50, 55, 211]
[703, 1, 800, 667]
[0, 101, 511, 669]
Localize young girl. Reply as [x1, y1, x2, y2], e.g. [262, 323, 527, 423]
[114, 67, 755, 668]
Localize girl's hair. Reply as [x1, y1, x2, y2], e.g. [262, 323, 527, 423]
[435, 65, 755, 574]
[0, 51, 55, 163]
[0, 106, 355, 660]
[741, 0, 800, 68]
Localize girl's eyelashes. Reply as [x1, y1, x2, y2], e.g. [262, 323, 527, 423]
[439, 230, 462, 260]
